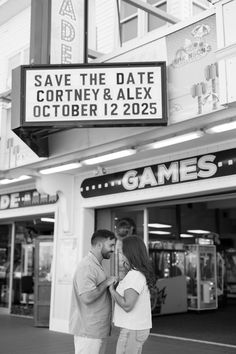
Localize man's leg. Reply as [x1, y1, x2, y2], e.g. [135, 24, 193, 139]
[74, 336, 107, 354]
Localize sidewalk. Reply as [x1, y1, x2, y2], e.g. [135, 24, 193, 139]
[0, 314, 236, 354]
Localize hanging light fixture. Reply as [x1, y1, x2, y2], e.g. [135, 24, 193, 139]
[39, 162, 82, 175]
[82, 148, 136, 165]
[140, 130, 204, 150]
[0, 175, 32, 184]
[205, 118, 236, 134]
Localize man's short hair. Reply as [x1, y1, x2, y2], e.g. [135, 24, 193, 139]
[91, 229, 116, 245]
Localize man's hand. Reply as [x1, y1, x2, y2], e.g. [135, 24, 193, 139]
[106, 276, 118, 287]
[80, 276, 118, 305]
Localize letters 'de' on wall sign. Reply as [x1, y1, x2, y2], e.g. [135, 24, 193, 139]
[18, 62, 167, 128]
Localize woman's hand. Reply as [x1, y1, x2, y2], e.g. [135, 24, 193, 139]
[109, 283, 115, 294]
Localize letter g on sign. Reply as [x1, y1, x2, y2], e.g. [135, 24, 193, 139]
[122, 170, 139, 191]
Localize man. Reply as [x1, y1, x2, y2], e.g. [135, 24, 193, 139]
[69, 229, 117, 354]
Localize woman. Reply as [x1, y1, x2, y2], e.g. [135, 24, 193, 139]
[109, 235, 155, 354]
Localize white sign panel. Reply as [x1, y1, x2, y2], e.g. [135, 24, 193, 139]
[50, 0, 87, 64]
[23, 63, 167, 125]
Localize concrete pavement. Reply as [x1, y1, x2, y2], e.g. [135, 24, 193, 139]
[0, 314, 236, 354]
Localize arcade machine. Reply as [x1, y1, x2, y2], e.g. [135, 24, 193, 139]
[185, 242, 218, 310]
[149, 241, 188, 315]
[224, 248, 236, 298]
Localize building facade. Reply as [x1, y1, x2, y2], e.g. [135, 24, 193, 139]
[1, 0, 236, 333]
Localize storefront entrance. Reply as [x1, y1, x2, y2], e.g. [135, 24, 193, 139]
[96, 193, 236, 314]
[0, 215, 54, 320]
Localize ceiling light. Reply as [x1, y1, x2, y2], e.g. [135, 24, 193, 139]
[41, 217, 55, 223]
[180, 233, 194, 238]
[148, 223, 172, 228]
[39, 162, 81, 175]
[0, 0, 8, 6]
[205, 120, 236, 134]
[198, 238, 213, 245]
[142, 131, 204, 150]
[149, 231, 171, 235]
[0, 175, 32, 184]
[187, 229, 211, 234]
[82, 149, 136, 165]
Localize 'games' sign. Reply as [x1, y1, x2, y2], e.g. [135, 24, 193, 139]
[81, 149, 236, 198]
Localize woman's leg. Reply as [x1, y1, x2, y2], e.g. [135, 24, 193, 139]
[116, 328, 130, 354]
[116, 329, 150, 354]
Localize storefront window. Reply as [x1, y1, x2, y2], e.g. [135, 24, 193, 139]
[147, 205, 186, 279]
[148, 205, 178, 243]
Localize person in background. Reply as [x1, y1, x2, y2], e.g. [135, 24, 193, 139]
[109, 235, 155, 354]
[69, 229, 117, 354]
[115, 218, 136, 280]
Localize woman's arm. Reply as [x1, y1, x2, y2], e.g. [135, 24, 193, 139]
[109, 283, 139, 312]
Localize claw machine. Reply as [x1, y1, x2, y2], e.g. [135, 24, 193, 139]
[149, 242, 188, 315]
[185, 244, 217, 310]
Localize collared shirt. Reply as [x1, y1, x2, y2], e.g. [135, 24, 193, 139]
[69, 252, 112, 339]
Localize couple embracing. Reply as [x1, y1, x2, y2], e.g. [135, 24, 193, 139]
[69, 229, 155, 354]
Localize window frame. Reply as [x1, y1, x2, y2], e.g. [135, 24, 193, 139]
[119, 0, 168, 44]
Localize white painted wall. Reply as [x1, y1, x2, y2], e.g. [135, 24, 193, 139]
[0, 6, 45, 169]
[215, 0, 236, 106]
[0, 7, 30, 93]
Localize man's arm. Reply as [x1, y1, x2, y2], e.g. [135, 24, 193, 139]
[80, 276, 117, 305]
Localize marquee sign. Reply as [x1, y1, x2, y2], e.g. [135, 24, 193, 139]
[19, 62, 167, 127]
[80, 148, 236, 198]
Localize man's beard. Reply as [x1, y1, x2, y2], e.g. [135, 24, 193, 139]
[102, 250, 113, 259]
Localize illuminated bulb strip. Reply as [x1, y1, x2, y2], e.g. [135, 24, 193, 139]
[40, 162, 81, 175]
[0, 175, 32, 184]
[82, 149, 136, 165]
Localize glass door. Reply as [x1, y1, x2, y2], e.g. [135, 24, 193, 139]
[34, 236, 53, 327]
[96, 207, 145, 279]
[0, 224, 13, 311]
[112, 207, 145, 280]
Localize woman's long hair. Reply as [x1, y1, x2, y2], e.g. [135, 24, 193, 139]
[122, 235, 156, 292]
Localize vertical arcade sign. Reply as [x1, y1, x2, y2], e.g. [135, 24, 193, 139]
[30, 0, 88, 65]
[50, 0, 88, 64]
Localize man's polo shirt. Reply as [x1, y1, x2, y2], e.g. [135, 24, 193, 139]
[69, 252, 112, 339]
